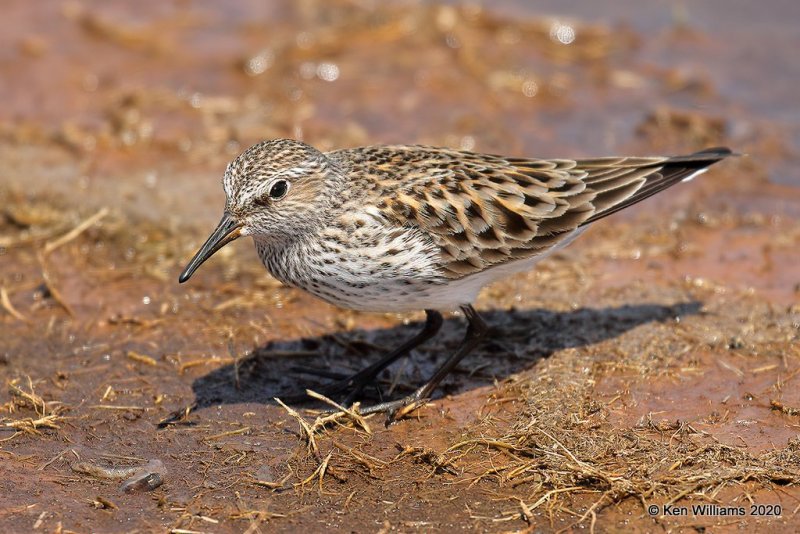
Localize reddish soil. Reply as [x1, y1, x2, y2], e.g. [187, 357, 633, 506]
[1, 1, 799, 532]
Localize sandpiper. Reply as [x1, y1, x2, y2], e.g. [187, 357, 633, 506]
[179, 139, 731, 419]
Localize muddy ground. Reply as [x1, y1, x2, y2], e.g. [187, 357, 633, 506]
[1, 1, 799, 532]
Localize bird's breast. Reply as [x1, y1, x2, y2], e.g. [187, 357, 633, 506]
[252, 221, 447, 312]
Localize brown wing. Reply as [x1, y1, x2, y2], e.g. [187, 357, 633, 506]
[578, 147, 732, 224]
[353, 145, 731, 279]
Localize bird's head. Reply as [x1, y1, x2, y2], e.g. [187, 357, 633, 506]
[179, 139, 342, 283]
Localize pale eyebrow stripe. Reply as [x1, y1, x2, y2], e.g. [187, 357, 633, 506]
[277, 166, 311, 178]
[239, 166, 308, 203]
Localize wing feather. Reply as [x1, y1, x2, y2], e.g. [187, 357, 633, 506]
[340, 145, 731, 279]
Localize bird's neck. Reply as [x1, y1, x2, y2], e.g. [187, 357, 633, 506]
[253, 234, 307, 287]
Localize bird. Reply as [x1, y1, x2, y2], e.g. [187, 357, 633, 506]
[179, 139, 731, 420]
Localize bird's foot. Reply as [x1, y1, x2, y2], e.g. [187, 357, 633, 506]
[282, 368, 431, 425]
[283, 365, 382, 405]
[358, 390, 432, 425]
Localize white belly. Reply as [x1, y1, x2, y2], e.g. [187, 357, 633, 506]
[256, 222, 584, 313]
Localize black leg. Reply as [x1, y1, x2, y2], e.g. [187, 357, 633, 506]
[360, 304, 488, 420]
[294, 310, 443, 404]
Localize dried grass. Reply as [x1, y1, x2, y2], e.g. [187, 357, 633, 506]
[2, 377, 68, 438]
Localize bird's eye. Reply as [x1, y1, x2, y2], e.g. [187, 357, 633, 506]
[268, 179, 289, 200]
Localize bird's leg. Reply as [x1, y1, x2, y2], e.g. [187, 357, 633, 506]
[360, 304, 488, 421]
[299, 309, 443, 404]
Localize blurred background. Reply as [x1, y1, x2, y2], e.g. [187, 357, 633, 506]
[2, 0, 798, 227]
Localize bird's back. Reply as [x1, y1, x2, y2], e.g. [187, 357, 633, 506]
[329, 145, 731, 281]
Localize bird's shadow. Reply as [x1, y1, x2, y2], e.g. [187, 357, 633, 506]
[186, 301, 701, 412]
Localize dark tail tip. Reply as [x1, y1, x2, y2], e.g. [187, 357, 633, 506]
[692, 146, 737, 159]
[666, 146, 736, 166]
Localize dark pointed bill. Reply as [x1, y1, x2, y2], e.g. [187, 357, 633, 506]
[179, 212, 243, 283]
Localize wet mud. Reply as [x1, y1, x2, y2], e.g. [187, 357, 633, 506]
[1, 1, 799, 532]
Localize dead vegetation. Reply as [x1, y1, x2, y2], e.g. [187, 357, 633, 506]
[0, 175, 797, 528]
[2, 176, 800, 531]
[1, 0, 800, 530]
[445, 365, 800, 528]
[2, 377, 68, 438]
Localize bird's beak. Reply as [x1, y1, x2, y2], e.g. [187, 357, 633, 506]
[179, 212, 243, 283]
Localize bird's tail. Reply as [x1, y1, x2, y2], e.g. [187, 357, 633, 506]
[580, 147, 733, 226]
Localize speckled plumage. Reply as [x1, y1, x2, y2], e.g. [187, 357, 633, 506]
[211, 139, 730, 312]
[180, 138, 731, 415]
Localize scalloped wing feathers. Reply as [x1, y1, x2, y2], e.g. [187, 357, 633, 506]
[343, 145, 730, 279]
